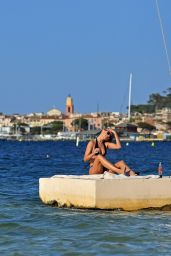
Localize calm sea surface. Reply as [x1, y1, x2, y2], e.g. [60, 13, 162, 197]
[1, 140, 171, 255]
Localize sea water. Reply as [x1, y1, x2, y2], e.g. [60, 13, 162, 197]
[1, 140, 171, 255]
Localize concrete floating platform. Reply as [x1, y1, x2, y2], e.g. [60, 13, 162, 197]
[39, 175, 171, 211]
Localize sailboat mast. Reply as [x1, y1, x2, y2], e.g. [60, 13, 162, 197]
[128, 73, 132, 121]
[155, 0, 171, 75]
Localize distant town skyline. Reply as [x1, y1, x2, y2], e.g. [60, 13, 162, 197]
[0, 0, 171, 115]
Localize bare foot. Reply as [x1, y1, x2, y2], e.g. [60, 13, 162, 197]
[129, 170, 137, 176]
[125, 169, 137, 176]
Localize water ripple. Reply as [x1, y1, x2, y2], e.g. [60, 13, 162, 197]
[1, 141, 171, 255]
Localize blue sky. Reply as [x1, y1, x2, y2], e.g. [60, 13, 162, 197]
[0, 0, 171, 114]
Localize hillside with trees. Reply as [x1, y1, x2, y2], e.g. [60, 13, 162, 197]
[131, 87, 171, 113]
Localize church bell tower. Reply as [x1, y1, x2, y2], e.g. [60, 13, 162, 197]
[66, 94, 74, 115]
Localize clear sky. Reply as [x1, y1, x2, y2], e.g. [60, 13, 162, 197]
[0, 0, 171, 114]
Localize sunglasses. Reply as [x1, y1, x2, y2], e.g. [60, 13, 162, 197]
[104, 130, 111, 135]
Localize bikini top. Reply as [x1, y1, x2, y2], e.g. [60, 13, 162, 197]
[94, 138, 106, 156]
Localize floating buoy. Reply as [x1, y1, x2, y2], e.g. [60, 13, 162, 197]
[126, 142, 129, 146]
[76, 136, 80, 147]
[151, 142, 155, 147]
[46, 154, 50, 158]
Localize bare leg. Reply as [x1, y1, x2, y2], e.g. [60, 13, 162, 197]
[114, 160, 136, 176]
[89, 155, 124, 175]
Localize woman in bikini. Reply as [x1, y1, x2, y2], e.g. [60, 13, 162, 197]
[84, 128, 136, 176]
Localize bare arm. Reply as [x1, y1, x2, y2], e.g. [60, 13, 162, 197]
[106, 129, 121, 149]
[84, 140, 100, 162]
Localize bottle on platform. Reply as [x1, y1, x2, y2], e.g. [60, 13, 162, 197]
[158, 162, 163, 178]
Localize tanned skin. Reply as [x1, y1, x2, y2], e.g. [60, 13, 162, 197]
[84, 128, 136, 176]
